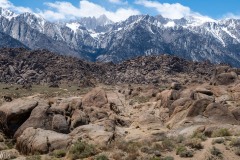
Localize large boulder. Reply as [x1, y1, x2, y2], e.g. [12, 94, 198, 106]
[0, 98, 38, 137]
[212, 71, 238, 85]
[70, 120, 115, 145]
[203, 103, 238, 124]
[157, 89, 179, 108]
[14, 102, 52, 139]
[170, 98, 193, 117]
[232, 108, 240, 121]
[82, 87, 108, 108]
[70, 109, 89, 130]
[52, 114, 69, 133]
[16, 127, 71, 155]
[186, 99, 213, 117]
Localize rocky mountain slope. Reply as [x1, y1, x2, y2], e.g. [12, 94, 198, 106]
[0, 48, 222, 86]
[0, 8, 240, 66]
[0, 31, 27, 48]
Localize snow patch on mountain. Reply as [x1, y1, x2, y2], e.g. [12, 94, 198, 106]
[66, 22, 81, 33]
[0, 7, 17, 20]
[164, 21, 175, 28]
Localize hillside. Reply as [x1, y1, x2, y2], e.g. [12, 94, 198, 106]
[0, 48, 219, 86]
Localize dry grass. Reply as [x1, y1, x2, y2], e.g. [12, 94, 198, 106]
[0, 83, 92, 103]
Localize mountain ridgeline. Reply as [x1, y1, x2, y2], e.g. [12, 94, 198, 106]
[0, 8, 240, 66]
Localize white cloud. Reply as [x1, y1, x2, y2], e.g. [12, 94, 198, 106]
[223, 13, 240, 19]
[108, 0, 128, 5]
[0, 0, 32, 13]
[38, 10, 66, 21]
[39, 0, 140, 22]
[135, 0, 191, 19]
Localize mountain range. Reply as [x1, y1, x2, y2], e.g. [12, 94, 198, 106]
[0, 7, 240, 66]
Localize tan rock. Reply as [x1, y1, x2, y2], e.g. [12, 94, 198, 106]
[204, 103, 238, 124]
[82, 87, 108, 108]
[70, 109, 89, 130]
[14, 102, 52, 139]
[16, 127, 71, 155]
[52, 114, 69, 133]
[187, 99, 213, 117]
[0, 98, 38, 136]
[0, 149, 19, 160]
[70, 120, 115, 145]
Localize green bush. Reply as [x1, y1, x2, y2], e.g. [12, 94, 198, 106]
[212, 128, 231, 137]
[95, 154, 109, 160]
[191, 131, 207, 141]
[26, 155, 41, 160]
[68, 140, 96, 159]
[116, 141, 141, 153]
[176, 146, 193, 157]
[176, 146, 187, 155]
[161, 156, 174, 160]
[185, 138, 203, 150]
[162, 138, 175, 151]
[51, 149, 66, 158]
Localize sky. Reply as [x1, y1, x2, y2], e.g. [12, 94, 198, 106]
[0, 0, 240, 22]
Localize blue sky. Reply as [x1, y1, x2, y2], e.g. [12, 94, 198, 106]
[1, 0, 240, 21]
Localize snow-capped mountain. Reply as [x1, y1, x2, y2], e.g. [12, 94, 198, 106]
[0, 7, 240, 67]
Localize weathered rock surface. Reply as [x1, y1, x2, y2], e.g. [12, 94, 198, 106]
[70, 120, 115, 145]
[16, 127, 71, 155]
[0, 99, 38, 136]
[14, 102, 52, 138]
[82, 87, 108, 108]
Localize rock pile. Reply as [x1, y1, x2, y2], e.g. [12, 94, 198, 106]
[0, 48, 233, 86]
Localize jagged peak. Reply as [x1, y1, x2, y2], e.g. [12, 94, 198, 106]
[0, 7, 18, 20]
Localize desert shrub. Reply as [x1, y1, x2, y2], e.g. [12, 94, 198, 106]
[180, 150, 193, 158]
[140, 146, 154, 154]
[192, 131, 207, 141]
[176, 146, 187, 155]
[116, 141, 141, 153]
[185, 138, 203, 150]
[175, 135, 185, 143]
[230, 138, 240, 147]
[51, 149, 66, 158]
[212, 128, 231, 137]
[161, 156, 174, 160]
[212, 138, 225, 145]
[176, 146, 193, 157]
[210, 146, 222, 157]
[68, 140, 96, 159]
[95, 154, 109, 160]
[26, 155, 41, 160]
[162, 138, 175, 151]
